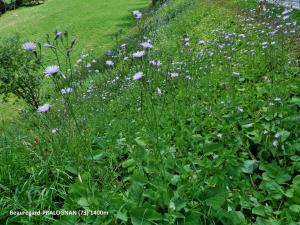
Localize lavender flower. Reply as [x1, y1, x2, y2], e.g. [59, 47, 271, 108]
[106, 60, 114, 66]
[37, 103, 51, 113]
[132, 10, 142, 19]
[44, 65, 60, 77]
[149, 60, 161, 67]
[132, 50, 145, 58]
[22, 42, 36, 51]
[133, 72, 144, 80]
[141, 42, 153, 49]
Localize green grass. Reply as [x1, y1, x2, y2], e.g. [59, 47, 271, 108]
[1, 0, 300, 224]
[0, 0, 149, 56]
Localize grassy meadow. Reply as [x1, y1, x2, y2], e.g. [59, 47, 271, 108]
[0, 0, 300, 224]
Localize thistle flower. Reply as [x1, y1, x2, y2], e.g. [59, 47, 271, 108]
[44, 65, 60, 77]
[133, 72, 144, 80]
[22, 42, 36, 51]
[132, 50, 145, 58]
[37, 103, 51, 113]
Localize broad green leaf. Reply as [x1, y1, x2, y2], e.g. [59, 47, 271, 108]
[242, 160, 258, 174]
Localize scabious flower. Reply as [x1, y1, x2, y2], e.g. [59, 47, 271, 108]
[44, 65, 60, 77]
[55, 31, 63, 38]
[132, 10, 142, 19]
[272, 140, 279, 147]
[274, 133, 280, 139]
[141, 41, 153, 49]
[132, 50, 145, 58]
[133, 72, 144, 80]
[149, 60, 161, 67]
[22, 42, 36, 51]
[106, 60, 114, 66]
[106, 50, 113, 57]
[37, 103, 51, 113]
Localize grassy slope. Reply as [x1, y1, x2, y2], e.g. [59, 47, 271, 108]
[1, 0, 300, 224]
[0, 0, 148, 55]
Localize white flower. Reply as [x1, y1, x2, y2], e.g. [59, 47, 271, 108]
[133, 72, 144, 80]
[51, 128, 58, 134]
[199, 40, 205, 45]
[237, 106, 244, 113]
[132, 51, 145, 58]
[232, 72, 240, 77]
[120, 43, 127, 49]
[86, 63, 92, 68]
[157, 87, 162, 96]
[61, 87, 73, 94]
[37, 103, 51, 113]
[169, 72, 179, 78]
[22, 42, 36, 51]
[44, 65, 60, 77]
[274, 133, 280, 139]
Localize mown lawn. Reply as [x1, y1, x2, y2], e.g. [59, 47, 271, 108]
[0, 0, 149, 56]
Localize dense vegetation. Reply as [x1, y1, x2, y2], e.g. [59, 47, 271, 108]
[0, 0, 299, 224]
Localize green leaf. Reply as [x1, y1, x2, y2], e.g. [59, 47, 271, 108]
[131, 207, 162, 225]
[122, 159, 135, 168]
[115, 211, 128, 222]
[289, 204, 300, 213]
[290, 97, 300, 106]
[242, 160, 258, 174]
[205, 188, 227, 209]
[77, 197, 89, 208]
[134, 137, 147, 147]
